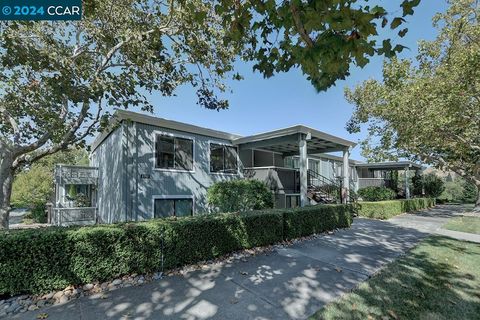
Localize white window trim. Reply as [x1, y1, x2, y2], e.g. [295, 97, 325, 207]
[152, 130, 195, 173]
[152, 195, 195, 218]
[207, 140, 240, 175]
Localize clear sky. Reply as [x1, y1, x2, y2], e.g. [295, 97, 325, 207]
[141, 1, 448, 161]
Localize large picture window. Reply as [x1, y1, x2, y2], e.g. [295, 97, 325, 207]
[210, 143, 238, 173]
[154, 197, 193, 218]
[155, 135, 193, 171]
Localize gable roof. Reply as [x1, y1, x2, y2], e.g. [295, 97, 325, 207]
[91, 110, 242, 151]
[91, 110, 357, 154]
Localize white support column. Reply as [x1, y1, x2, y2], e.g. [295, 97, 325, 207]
[342, 148, 350, 204]
[299, 137, 308, 207]
[405, 166, 410, 199]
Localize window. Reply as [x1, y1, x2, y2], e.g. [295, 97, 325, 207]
[286, 195, 300, 208]
[209, 143, 238, 173]
[308, 159, 320, 174]
[284, 156, 300, 169]
[154, 198, 193, 218]
[155, 135, 193, 171]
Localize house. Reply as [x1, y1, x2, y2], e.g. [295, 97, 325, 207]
[51, 110, 422, 225]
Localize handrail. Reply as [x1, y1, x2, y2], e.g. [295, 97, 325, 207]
[307, 169, 342, 204]
[54, 207, 97, 210]
[308, 169, 338, 183]
[243, 166, 299, 172]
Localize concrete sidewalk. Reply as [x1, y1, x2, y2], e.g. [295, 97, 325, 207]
[436, 228, 480, 243]
[12, 205, 467, 320]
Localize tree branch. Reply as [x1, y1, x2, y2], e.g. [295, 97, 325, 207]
[0, 106, 20, 145]
[290, 2, 315, 48]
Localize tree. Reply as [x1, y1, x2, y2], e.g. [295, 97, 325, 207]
[345, 0, 480, 211]
[11, 148, 88, 209]
[412, 173, 445, 198]
[0, 0, 420, 228]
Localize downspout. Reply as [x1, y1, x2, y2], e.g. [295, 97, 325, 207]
[123, 121, 129, 223]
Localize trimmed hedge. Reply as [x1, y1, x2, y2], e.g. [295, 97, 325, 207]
[283, 205, 353, 239]
[0, 204, 352, 296]
[357, 198, 436, 220]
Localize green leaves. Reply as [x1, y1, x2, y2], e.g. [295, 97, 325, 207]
[346, 0, 480, 190]
[0, 204, 350, 295]
[0, 0, 242, 156]
[390, 17, 405, 29]
[221, 0, 419, 92]
[401, 0, 421, 17]
[398, 28, 409, 37]
[207, 180, 274, 213]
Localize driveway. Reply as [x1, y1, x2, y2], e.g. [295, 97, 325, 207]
[13, 205, 468, 320]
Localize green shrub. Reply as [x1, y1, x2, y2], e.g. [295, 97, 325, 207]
[357, 198, 436, 219]
[358, 186, 396, 201]
[283, 205, 353, 239]
[438, 178, 479, 204]
[412, 173, 445, 198]
[462, 181, 479, 203]
[438, 180, 465, 203]
[31, 203, 47, 223]
[207, 179, 274, 212]
[0, 204, 352, 296]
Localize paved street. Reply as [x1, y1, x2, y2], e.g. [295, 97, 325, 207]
[13, 205, 470, 320]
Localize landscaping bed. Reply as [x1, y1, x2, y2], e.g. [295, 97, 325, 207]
[0, 204, 353, 297]
[310, 235, 480, 320]
[357, 198, 436, 219]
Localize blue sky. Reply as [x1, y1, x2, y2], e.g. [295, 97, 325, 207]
[144, 1, 448, 161]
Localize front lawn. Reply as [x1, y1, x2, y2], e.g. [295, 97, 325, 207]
[311, 236, 480, 320]
[443, 216, 480, 235]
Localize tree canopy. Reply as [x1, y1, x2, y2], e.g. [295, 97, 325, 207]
[345, 0, 480, 209]
[0, 0, 421, 227]
[11, 149, 89, 209]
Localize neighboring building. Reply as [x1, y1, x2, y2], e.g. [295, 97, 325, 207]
[51, 110, 422, 225]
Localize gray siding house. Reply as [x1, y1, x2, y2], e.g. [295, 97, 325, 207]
[52, 110, 422, 225]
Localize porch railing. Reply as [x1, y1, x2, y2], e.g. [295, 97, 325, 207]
[307, 169, 342, 204]
[243, 166, 300, 194]
[358, 178, 395, 189]
[53, 207, 97, 226]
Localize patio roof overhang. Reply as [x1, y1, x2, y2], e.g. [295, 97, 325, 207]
[355, 161, 423, 170]
[233, 125, 356, 155]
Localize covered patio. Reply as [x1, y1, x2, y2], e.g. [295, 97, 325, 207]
[355, 161, 423, 199]
[52, 164, 99, 226]
[233, 125, 357, 206]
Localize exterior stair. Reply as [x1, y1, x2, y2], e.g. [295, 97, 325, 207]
[307, 169, 342, 204]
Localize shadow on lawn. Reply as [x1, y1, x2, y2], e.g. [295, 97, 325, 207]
[314, 236, 480, 320]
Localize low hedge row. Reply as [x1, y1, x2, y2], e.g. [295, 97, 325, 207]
[357, 198, 436, 220]
[0, 204, 352, 296]
[283, 205, 353, 239]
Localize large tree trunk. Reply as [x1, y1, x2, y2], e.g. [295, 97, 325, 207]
[0, 151, 14, 229]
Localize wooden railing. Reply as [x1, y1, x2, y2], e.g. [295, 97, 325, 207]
[53, 207, 96, 226]
[358, 178, 395, 189]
